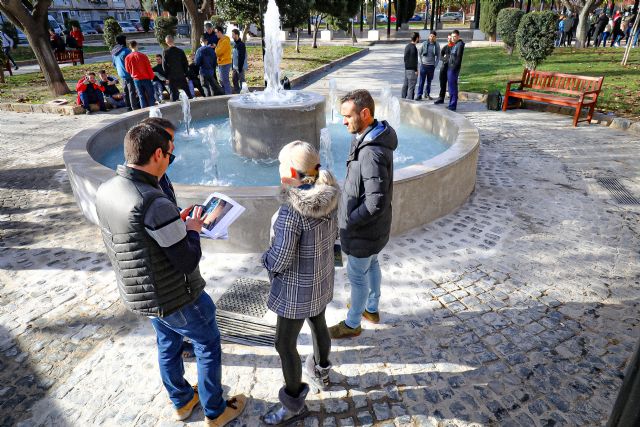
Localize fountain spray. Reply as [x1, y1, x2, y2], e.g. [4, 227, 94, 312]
[179, 90, 191, 135]
[149, 106, 162, 118]
[202, 124, 219, 181]
[263, 0, 284, 99]
[328, 78, 338, 123]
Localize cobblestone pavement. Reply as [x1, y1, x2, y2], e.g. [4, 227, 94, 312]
[2, 50, 640, 426]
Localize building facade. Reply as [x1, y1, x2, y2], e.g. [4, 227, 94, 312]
[49, 0, 142, 24]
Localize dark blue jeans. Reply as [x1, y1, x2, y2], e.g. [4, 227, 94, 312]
[447, 69, 459, 111]
[79, 92, 105, 111]
[416, 64, 436, 98]
[134, 79, 155, 108]
[150, 292, 226, 419]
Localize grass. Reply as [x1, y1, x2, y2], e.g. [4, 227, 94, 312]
[0, 45, 361, 105]
[11, 46, 110, 62]
[461, 46, 640, 120]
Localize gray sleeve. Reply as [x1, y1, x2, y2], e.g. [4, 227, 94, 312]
[144, 197, 186, 248]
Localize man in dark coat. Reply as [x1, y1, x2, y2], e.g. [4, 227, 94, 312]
[447, 30, 465, 111]
[401, 32, 420, 100]
[594, 12, 609, 47]
[329, 89, 397, 339]
[434, 33, 453, 105]
[162, 35, 192, 101]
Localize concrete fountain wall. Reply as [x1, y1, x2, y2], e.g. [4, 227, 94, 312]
[63, 96, 480, 253]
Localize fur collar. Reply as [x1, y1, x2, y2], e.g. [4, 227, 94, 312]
[283, 182, 340, 219]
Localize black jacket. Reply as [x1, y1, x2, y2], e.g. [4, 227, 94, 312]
[163, 46, 189, 80]
[596, 14, 609, 33]
[404, 42, 418, 71]
[440, 44, 452, 73]
[448, 39, 465, 73]
[339, 120, 397, 258]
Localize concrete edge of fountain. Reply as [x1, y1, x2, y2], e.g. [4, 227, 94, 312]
[63, 96, 479, 253]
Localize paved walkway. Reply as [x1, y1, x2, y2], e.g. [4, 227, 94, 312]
[1, 44, 640, 427]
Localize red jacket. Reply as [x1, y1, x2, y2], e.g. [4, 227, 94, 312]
[124, 51, 155, 81]
[76, 77, 105, 105]
[70, 29, 84, 48]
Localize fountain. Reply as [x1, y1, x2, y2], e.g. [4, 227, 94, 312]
[179, 89, 191, 135]
[227, 0, 326, 159]
[149, 106, 162, 118]
[328, 78, 338, 123]
[202, 124, 220, 182]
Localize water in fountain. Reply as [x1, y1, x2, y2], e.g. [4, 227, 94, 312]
[240, 82, 249, 94]
[179, 90, 191, 135]
[328, 78, 338, 123]
[263, 0, 283, 99]
[319, 127, 334, 171]
[149, 106, 162, 118]
[379, 87, 401, 128]
[202, 124, 220, 182]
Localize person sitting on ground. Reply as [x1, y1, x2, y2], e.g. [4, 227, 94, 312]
[152, 54, 168, 103]
[187, 53, 205, 97]
[195, 35, 223, 97]
[214, 26, 232, 95]
[125, 40, 156, 108]
[76, 72, 106, 114]
[98, 69, 126, 109]
[49, 29, 65, 54]
[64, 30, 78, 49]
[261, 141, 339, 425]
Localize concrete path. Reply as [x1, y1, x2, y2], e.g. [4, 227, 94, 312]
[1, 45, 640, 427]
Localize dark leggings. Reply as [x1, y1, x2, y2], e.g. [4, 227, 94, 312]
[275, 309, 331, 397]
[439, 66, 448, 100]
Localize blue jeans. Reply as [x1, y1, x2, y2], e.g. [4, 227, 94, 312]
[134, 79, 155, 108]
[218, 63, 232, 95]
[149, 292, 226, 419]
[345, 254, 382, 329]
[447, 68, 459, 111]
[416, 64, 436, 98]
[79, 92, 105, 111]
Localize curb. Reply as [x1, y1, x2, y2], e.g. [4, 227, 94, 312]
[1, 47, 368, 116]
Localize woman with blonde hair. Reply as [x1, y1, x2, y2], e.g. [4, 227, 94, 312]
[261, 141, 340, 425]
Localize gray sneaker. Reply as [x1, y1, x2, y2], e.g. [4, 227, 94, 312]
[303, 354, 331, 393]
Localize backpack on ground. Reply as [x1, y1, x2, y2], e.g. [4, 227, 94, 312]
[487, 90, 502, 111]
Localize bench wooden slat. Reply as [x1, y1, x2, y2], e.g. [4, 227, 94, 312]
[503, 69, 604, 127]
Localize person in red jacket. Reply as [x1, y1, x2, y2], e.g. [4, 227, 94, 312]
[76, 72, 106, 114]
[124, 40, 156, 108]
[70, 24, 84, 49]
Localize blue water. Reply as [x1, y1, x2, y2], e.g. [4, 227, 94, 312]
[99, 116, 449, 187]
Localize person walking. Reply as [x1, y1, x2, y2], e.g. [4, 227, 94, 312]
[125, 40, 156, 108]
[95, 123, 247, 427]
[1, 30, 18, 70]
[214, 26, 232, 95]
[231, 29, 248, 94]
[163, 35, 192, 101]
[594, 12, 609, 47]
[556, 15, 566, 47]
[261, 141, 340, 425]
[401, 32, 420, 100]
[195, 35, 223, 97]
[328, 89, 397, 339]
[611, 11, 623, 47]
[434, 34, 453, 105]
[416, 31, 440, 100]
[111, 34, 140, 110]
[447, 30, 464, 112]
[563, 13, 574, 47]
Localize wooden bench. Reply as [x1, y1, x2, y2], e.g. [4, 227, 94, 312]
[55, 49, 84, 66]
[503, 69, 604, 127]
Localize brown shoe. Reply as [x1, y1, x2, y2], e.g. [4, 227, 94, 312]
[204, 394, 247, 426]
[329, 321, 362, 339]
[174, 385, 199, 421]
[362, 310, 380, 323]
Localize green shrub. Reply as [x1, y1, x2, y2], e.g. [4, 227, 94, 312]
[65, 19, 81, 31]
[103, 18, 122, 49]
[1, 22, 19, 48]
[140, 16, 151, 32]
[155, 16, 178, 48]
[480, 0, 510, 41]
[208, 15, 226, 32]
[497, 8, 525, 55]
[516, 10, 557, 70]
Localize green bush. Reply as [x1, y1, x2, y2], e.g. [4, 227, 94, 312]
[155, 16, 178, 48]
[65, 19, 81, 31]
[103, 18, 122, 49]
[480, 0, 510, 41]
[208, 15, 226, 32]
[1, 22, 19, 48]
[497, 8, 524, 55]
[140, 16, 151, 32]
[516, 10, 557, 70]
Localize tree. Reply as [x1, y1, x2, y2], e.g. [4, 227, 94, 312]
[140, 16, 151, 32]
[182, 0, 214, 53]
[497, 7, 524, 54]
[560, 0, 604, 48]
[312, 0, 360, 47]
[155, 16, 178, 47]
[397, 0, 417, 24]
[103, 18, 122, 49]
[0, 0, 70, 95]
[159, 0, 182, 16]
[0, 35, 6, 83]
[516, 10, 557, 69]
[141, 0, 155, 13]
[479, 0, 510, 41]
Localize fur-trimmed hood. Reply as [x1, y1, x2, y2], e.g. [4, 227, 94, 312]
[283, 181, 340, 219]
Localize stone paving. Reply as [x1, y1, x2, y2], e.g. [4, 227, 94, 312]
[2, 44, 640, 427]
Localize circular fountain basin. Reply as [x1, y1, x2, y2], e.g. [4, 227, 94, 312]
[63, 95, 480, 253]
[228, 91, 326, 159]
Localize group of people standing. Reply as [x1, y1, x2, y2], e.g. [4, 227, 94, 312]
[402, 30, 465, 111]
[557, 9, 639, 48]
[77, 26, 248, 114]
[95, 88, 397, 426]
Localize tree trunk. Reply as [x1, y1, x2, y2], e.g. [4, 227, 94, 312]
[296, 27, 300, 53]
[574, 8, 590, 48]
[28, 27, 70, 96]
[312, 20, 319, 48]
[183, 0, 207, 52]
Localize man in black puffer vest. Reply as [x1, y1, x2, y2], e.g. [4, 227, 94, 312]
[329, 89, 398, 340]
[95, 124, 246, 426]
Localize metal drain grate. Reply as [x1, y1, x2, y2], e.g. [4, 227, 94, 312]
[216, 277, 271, 318]
[596, 177, 640, 205]
[216, 311, 276, 346]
